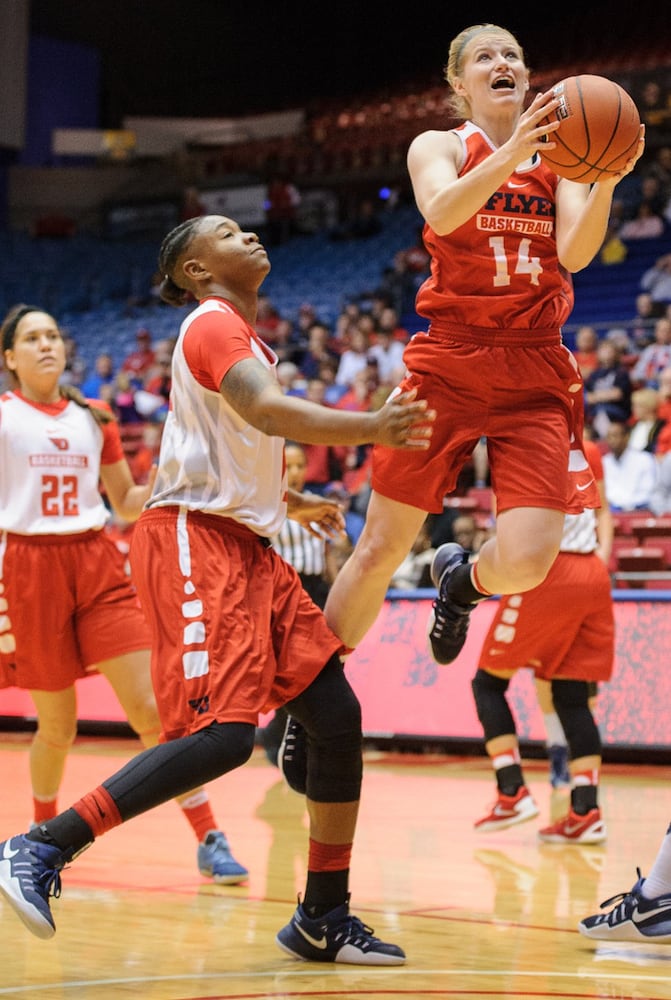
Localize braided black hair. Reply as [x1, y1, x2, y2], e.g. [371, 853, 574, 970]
[157, 217, 205, 307]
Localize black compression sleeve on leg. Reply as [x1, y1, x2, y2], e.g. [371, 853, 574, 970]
[29, 722, 256, 852]
[472, 669, 516, 743]
[286, 654, 363, 803]
[102, 721, 256, 822]
[551, 679, 601, 760]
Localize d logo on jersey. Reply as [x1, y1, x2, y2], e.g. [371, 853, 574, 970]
[48, 437, 69, 451]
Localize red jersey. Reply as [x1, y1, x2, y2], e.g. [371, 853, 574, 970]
[415, 121, 574, 332]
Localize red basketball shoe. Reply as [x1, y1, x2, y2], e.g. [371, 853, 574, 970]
[475, 786, 539, 832]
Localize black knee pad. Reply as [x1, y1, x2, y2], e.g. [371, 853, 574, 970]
[288, 654, 363, 803]
[471, 669, 515, 743]
[551, 679, 601, 759]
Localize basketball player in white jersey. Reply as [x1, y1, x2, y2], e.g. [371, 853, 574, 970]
[0, 303, 248, 884]
[0, 216, 434, 964]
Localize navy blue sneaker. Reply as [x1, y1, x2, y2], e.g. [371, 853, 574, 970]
[548, 743, 571, 788]
[579, 868, 671, 942]
[0, 834, 68, 939]
[276, 895, 406, 965]
[197, 831, 248, 884]
[278, 715, 307, 795]
[427, 543, 473, 664]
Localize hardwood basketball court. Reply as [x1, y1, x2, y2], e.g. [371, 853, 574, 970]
[1, 733, 670, 1000]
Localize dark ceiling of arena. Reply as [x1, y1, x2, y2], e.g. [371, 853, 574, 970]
[29, 0, 671, 125]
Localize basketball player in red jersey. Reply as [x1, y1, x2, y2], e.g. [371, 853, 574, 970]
[0, 304, 248, 883]
[470, 437, 614, 843]
[323, 23, 644, 666]
[0, 217, 434, 963]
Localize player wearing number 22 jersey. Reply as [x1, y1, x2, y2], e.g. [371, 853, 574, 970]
[0, 391, 149, 690]
[372, 123, 597, 517]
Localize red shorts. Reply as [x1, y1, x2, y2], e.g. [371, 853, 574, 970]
[372, 325, 598, 515]
[0, 530, 151, 692]
[129, 507, 344, 740]
[478, 552, 614, 681]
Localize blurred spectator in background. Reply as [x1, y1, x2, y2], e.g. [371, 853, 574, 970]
[141, 347, 173, 419]
[630, 316, 671, 388]
[110, 371, 144, 425]
[630, 291, 661, 351]
[637, 79, 671, 149]
[389, 518, 435, 590]
[571, 325, 600, 380]
[335, 326, 372, 388]
[640, 253, 671, 306]
[374, 304, 410, 344]
[368, 323, 407, 385]
[60, 335, 86, 387]
[317, 357, 347, 405]
[605, 326, 637, 367]
[650, 366, 671, 455]
[628, 387, 666, 452]
[646, 146, 671, 205]
[619, 200, 665, 240]
[81, 352, 115, 399]
[324, 481, 365, 546]
[657, 366, 671, 422]
[584, 339, 632, 439]
[451, 512, 489, 556]
[602, 420, 658, 512]
[650, 449, 671, 515]
[121, 328, 156, 386]
[276, 360, 306, 397]
[298, 322, 339, 381]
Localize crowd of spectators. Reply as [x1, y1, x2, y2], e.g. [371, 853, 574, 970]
[5, 65, 670, 569]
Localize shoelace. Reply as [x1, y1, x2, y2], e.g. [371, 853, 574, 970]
[17, 857, 62, 901]
[431, 597, 470, 637]
[599, 866, 643, 910]
[332, 913, 381, 950]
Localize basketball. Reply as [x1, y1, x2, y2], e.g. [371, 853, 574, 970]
[539, 74, 641, 183]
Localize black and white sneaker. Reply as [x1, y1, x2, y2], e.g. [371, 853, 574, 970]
[0, 834, 68, 939]
[579, 868, 671, 942]
[427, 543, 473, 664]
[276, 894, 406, 965]
[278, 715, 307, 794]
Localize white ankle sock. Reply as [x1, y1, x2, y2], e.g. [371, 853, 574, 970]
[641, 823, 671, 899]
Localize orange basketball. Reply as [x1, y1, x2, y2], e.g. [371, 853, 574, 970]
[539, 74, 641, 184]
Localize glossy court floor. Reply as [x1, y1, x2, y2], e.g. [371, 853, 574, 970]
[1, 732, 670, 1000]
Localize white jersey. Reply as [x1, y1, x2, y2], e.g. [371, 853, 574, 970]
[0, 391, 111, 534]
[147, 297, 287, 537]
[559, 507, 598, 554]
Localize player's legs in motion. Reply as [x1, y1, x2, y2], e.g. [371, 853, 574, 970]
[0, 657, 405, 964]
[27, 688, 78, 829]
[537, 679, 605, 844]
[325, 497, 564, 664]
[100, 651, 248, 883]
[471, 668, 540, 831]
[534, 677, 570, 789]
[428, 506, 565, 664]
[534, 678, 599, 789]
[324, 492, 426, 649]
